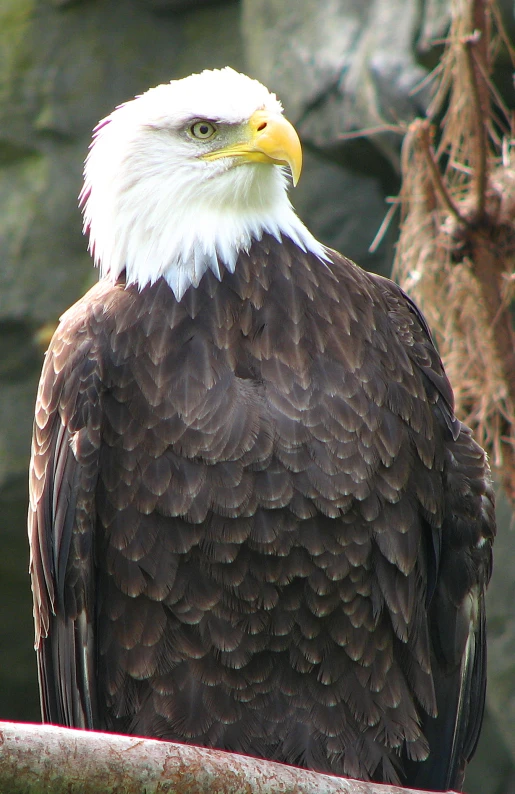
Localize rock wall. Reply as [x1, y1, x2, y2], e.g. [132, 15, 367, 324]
[0, 2, 513, 792]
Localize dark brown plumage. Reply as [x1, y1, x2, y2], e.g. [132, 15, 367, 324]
[29, 233, 495, 789]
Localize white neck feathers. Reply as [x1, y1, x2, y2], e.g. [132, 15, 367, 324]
[80, 71, 327, 300]
[82, 154, 325, 300]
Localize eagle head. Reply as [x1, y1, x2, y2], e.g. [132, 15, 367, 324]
[80, 67, 325, 299]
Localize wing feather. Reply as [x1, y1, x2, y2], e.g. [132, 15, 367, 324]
[363, 264, 495, 790]
[29, 285, 106, 727]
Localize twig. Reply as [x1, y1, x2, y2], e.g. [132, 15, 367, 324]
[338, 124, 405, 141]
[417, 120, 466, 222]
[369, 201, 399, 253]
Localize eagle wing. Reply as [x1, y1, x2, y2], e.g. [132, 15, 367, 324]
[369, 271, 495, 789]
[28, 285, 106, 728]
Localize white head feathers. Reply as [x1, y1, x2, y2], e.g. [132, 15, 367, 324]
[80, 67, 326, 299]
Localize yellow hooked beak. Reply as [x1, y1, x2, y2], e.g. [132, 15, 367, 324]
[202, 110, 302, 186]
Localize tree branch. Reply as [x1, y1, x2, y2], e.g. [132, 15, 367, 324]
[393, 0, 515, 505]
[0, 721, 454, 794]
[462, 33, 488, 220]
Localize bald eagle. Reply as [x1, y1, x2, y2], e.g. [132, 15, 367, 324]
[29, 67, 495, 790]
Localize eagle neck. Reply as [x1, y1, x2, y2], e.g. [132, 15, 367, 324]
[89, 163, 328, 301]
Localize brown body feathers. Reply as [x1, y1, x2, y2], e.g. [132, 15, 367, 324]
[29, 234, 495, 789]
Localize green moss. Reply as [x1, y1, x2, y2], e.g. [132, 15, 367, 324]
[0, 0, 36, 104]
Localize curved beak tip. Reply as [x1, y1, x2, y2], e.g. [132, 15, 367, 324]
[290, 163, 301, 187]
[250, 110, 303, 187]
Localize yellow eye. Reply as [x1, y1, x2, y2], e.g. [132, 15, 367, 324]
[190, 121, 217, 140]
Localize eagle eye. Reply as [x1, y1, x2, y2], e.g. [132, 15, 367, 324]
[190, 121, 217, 140]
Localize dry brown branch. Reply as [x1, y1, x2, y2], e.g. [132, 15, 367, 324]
[0, 721, 456, 794]
[393, 0, 515, 503]
[418, 119, 465, 221]
[462, 33, 488, 218]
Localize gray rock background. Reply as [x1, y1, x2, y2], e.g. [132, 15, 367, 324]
[0, 1, 513, 792]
